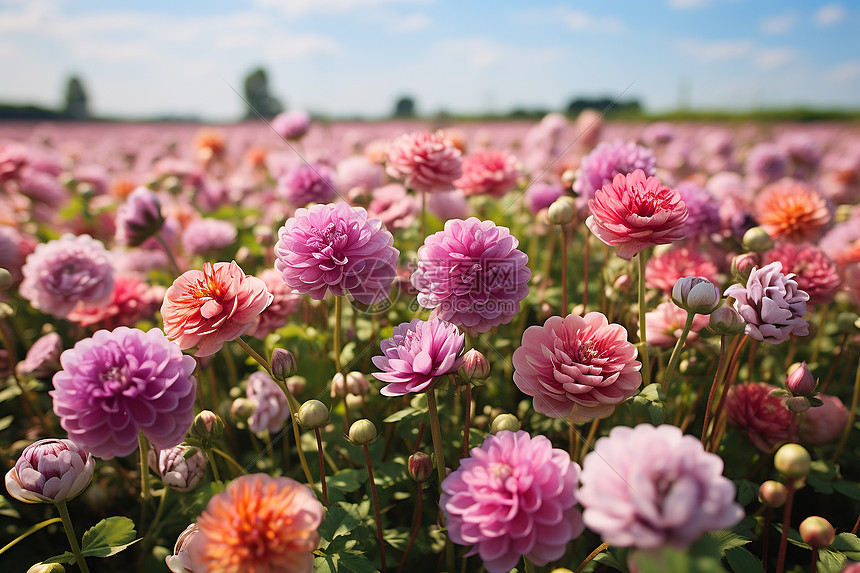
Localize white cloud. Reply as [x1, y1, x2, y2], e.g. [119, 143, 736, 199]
[677, 38, 754, 61]
[815, 3, 846, 26]
[759, 12, 798, 35]
[754, 48, 796, 69]
[252, 0, 425, 19]
[388, 13, 431, 34]
[433, 36, 563, 71]
[555, 8, 625, 33]
[827, 60, 860, 82]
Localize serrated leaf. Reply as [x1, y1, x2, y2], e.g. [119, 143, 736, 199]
[710, 530, 753, 556]
[327, 469, 367, 493]
[819, 549, 847, 573]
[831, 532, 860, 557]
[725, 547, 764, 573]
[41, 552, 78, 564]
[319, 502, 363, 543]
[80, 516, 138, 558]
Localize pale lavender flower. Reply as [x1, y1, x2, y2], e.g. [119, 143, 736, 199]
[573, 140, 657, 206]
[115, 187, 165, 247]
[272, 110, 311, 141]
[675, 181, 722, 242]
[181, 218, 237, 256]
[246, 371, 289, 435]
[5, 438, 94, 503]
[745, 142, 788, 189]
[276, 163, 337, 207]
[148, 444, 207, 492]
[16, 332, 62, 378]
[525, 181, 566, 214]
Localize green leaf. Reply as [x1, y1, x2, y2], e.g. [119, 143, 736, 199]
[0, 495, 21, 519]
[733, 480, 757, 506]
[327, 469, 367, 493]
[831, 532, 860, 559]
[319, 502, 363, 544]
[710, 529, 753, 556]
[631, 546, 728, 573]
[313, 552, 378, 573]
[0, 415, 13, 432]
[594, 548, 630, 573]
[724, 547, 764, 573]
[382, 527, 410, 550]
[807, 474, 835, 494]
[80, 516, 139, 558]
[819, 549, 847, 573]
[833, 480, 860, 501]
[382, 407, 421, 423]
[41, 551, 77, 564]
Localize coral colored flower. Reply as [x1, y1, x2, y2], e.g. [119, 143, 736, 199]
[586, 170, 688, 260]
[51, 327, 197, 459]
[724, 261, 809, 344]
[277, 163, 337, 207]
[799, 394, 849, 445]
[271, 110, 311, 141]
[645, 301, 710, 349]
[162, 261, 273, 357]
[412, 218, 530, 333]
[68, 274, 161, 330]
[246, 269, 301, 339]
[755, 179, 831, 243]
[115, 187, 165, 247]
[246, 371, 289, 434]
[762, 243, 841, 305]
[513, 312, 641, 421]
[645, 247, 718, 293]
[20, 234, 115, 318]
[188, 474, 324, 573]
[454, 148, 520, 198]
[441, 431, 584, 573]
[573, 140, 657, 203]
[181, 218, 237, 256]
[726, 383, 795, 451]
[578, 424, 743, 549]
[5, 438, 94, 504]
[274, 202, 398, 305]
[372, 317, 465, 396]
[386, 131, 462, 193]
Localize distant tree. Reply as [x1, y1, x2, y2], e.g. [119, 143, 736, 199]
[566, 97, 642, 117]
[393, 96, 416, 118]
[242, 67, 284, 120]
[63, 76, 89, 119]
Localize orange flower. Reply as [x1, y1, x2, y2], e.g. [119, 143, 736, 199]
[194, 128, 227, 163]
[755, 179, 830, 243]
[188, 474, 324, 573]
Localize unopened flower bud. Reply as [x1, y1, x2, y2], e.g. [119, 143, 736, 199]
[547, 196, 576, 226]
[5, 439, 94, 503]
[459, 349, 490, 382]
[345, 392, 364, 410]
[731, 253, 759, 281]
[230, 397, 255, 420]
[799, 516, 836, 549]
[408, 452, 433, 482]
[297, 400, 329, 430]
[491, 413, 521, 434]
[348, 419, 378, 445]
[149, 445, 207, 492]
[708, 306, 746, 335]
[0, 268, 12, 291]
[271, 348, 297, 381]
[774, 443, 811, 477]
[672, 276, 721, 315]
[190, 410, 224, 441]
[561, 169, 577, 188]
[613, 273, 633, 293]
[785, 362, 816, 396]
[742, 226, 774, 252]
[27, 564, 65, 573]
[758, 480, 788, 507]
[330, 371, 369, 398]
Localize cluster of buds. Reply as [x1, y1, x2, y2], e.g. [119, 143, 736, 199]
[770, 362, 823, 413]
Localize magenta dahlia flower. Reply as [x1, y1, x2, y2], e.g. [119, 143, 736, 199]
[50, 327, 197, 459]
[441, 430, 584, 573]
[513, 312, 642, 421]
[372, 317, 465, 396]
[726, 383, 794, 451]
[454, 148, 520, 198]
[573, 140, 657, 202]
[274, 202, 398, 305]
[411, 218, 530, 333]
[386, 131, 462, 193]
[762, 244, 841, 305]
[20, 234, 115, 318]
[724, 261, 809, 344]
[586, 170, 688, 260]
[578, 424, 743, 549]
[277, 163, 337, 207]
[161, 261, 273, 357]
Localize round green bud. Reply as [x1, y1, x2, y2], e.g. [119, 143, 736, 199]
[348, 419, 378, 445]
[297, 400, 329, 430]
[491, 413, 520, 434]
[774, 443, 811, 477]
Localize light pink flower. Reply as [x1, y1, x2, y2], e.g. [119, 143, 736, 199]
[454, 148, 519, 198]
[161, 261, 273, 356]
[367, 183, 418, 230]
[246, 371, 289, 435]
[645, 247, 719, 293]
[513, 312, 641, 421]
[246, 269, 301, 339]
[762, 243, 841, 305]
[386, 131, 462, 193]
[68, 274, 161, 331]
[644, 302, 709, 349]
[800, 394, 849, 445]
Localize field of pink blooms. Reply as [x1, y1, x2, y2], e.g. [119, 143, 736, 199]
[2, 114, 860, 573]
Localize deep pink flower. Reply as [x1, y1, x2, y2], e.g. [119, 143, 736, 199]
[586, 170, 688, 260]
[411, 218, 530, 333]
[578, 424, 743, 549]
[645, 247, 719, 293]
[50, 327, 197, 459]
[162, 261, 273, 356]
[68, 274, 161, 331]
[573, 140, 657, 203]
[246, 371, 289, 434]
[372, 317, 465, 396]
[441, 431, 584, 573]
[724, 261, 809, 344]
[246, 269, 301, 339]
[5, 438, 94, 503]
[645, 301, 710, 349]
[20, 234, 115, 319]
[386, 131, 462, 193]
[274, 202, 398, 305]
[513, 312, 641, 421]
[799, 394, 849, 445]
[454, 148, 520, 198]
[762, 244, 841, 305]
[726, 383, 794, 451]
[276, 163, 337, 207]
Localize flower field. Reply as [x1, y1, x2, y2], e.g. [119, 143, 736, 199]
[2, 114, 860, 573]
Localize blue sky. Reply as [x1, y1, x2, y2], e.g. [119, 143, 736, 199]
[1, 0, 858, 120]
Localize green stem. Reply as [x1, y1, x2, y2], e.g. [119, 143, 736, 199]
[638, 251, 650, 387]
[831, 353, 860, 463]
[56, 500, 91, 573]
[235, 337, 272, 377]
[154, 232, 181, 276]
[363, 444, 388, 573]
[574, 541, 610, 573]
[138, 433, 151, 503]
[205, 447, 222, 482]
[426, 389, 447, 489]
[334, 296, 343, 376]
[315, 428, 329, 506]
[701, 335, 728, 445]
[0, 517, 61, 556]
[211, 447, 246, 476]
[523, 556, 536, 573]
[662, 312, 696, 399]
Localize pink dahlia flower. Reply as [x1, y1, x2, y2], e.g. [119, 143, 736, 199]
[441, 430, 584, 573]
[181, 218, 237, 256]
[512, 312, 642, 421]
[336, 155, 385, 197]
[586, 170, 688, 260]
[726, 382, 794, 451]
[411, 218, 530, 333]
[162, 261, 273, 357]
[645, 247, 719, 293]
[274, 202, 398, 305]
[372, 317, 465, 396]
[115, 186, 164, 247]
[271, 110, 312, 141]
[644, 302, 710, 349]
[68, 274, 161, 331]
[762, 244, 841, 305]
[799, 394, 849, 445]
[276, 163, 337, 207]
[386, 131, 462, 193]
[20, 234, 115, 318]
[454, 148, 520, 198]
[16, 331, 62, 379]
[525, 181, 566, 214]
[724, 261, 809, 344]
[367, 183, 418, 230]
[246, 371, 290, 435]
[573, 140, 657, 202]
[5, 438, 94, 504]
[50, 327, 197, 459]
[247, 269, 301, 339]
[578, 424, 743, 549]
